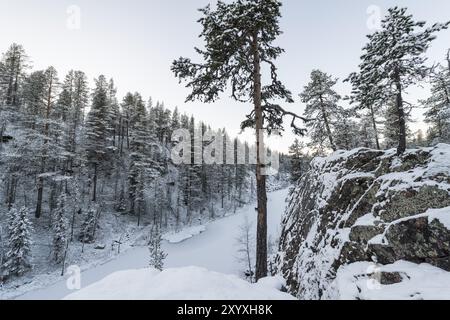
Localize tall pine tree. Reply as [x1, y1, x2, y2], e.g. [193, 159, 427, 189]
[85, 75, 109, 202]
[172, 0, 306, 280]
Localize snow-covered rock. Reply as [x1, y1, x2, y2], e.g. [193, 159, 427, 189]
[276, 144, 450, 300]
[64, 266, 295, 300]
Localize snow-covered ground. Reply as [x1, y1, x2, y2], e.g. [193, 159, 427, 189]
[64, 267, 294, 300]
[334, 261, 450, 300]
[12, 188, 290, 300]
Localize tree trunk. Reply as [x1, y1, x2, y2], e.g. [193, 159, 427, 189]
[35, 176, 44, 218]
[120, 119, 125, 156]
[369, 105, 381, 150]
[319, 96, 336, 152]
[6, 76, 13, 106]
[70, 209, 77, 242]
[126, 120, 130, 150]
[12, 70, 19, 106]
[0, 122, 5, 152]
[61, 239, 70, 276]
[252, 34, 268, 282]
[92, 163, 98, 202]
[394, 69, 407, 155]
[7, 175, 17, 210]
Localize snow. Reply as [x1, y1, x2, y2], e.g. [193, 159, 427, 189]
[427, 207, 450, 229]
[333, 261, 450, 300]
[64, 267, 294, 300]
[163, 225, 207, 244]
[368, 234, 387, 245]
[12, 188, 290, 300]
[376, 144, 450, 195]
[354, 213, 380, 227]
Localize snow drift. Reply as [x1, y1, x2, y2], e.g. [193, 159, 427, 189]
[276, 144, 450, 300]
[64, 266, 295, 300]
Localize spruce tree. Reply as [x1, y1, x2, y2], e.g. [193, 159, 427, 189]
[172, 0, 306, 281]
[148, 227, 167, 271]
[52, 194, 68, 263]
[3, 207, 33, 277]
[288, 139, 307, 182]
[127, 92, 160, 221]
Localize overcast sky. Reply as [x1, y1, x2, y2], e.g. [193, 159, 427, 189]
[1, 0, 450, 152]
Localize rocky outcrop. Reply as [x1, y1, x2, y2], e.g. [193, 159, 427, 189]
[276, 144, 450, 300]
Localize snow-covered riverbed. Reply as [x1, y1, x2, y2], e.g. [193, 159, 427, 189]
[15, 188, 290, 300]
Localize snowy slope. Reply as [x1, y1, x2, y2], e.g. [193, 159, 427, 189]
[12, 188, 289, 300]
[64, 267, 294, 300]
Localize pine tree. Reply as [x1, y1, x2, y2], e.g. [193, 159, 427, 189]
[106, 79, 121, 148]
[57, 70, 89, 169]
[0, 60, 5, 103]
[52, 194, 68, 263]
[300, 70, 341, 152]
[30, 66, 63, 219]
[356, 7, 449, 154]
[71, 71, 89, 133]
[22, 71, 46, 123]
[0, 43, 29, 106]
[172, 0, 306, 281]
[148, 227, 167, 271]
[3, 207, 33, 277]
[85, 75, 109, 202]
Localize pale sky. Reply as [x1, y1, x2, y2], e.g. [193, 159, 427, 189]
[1, 0, 450, 152]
